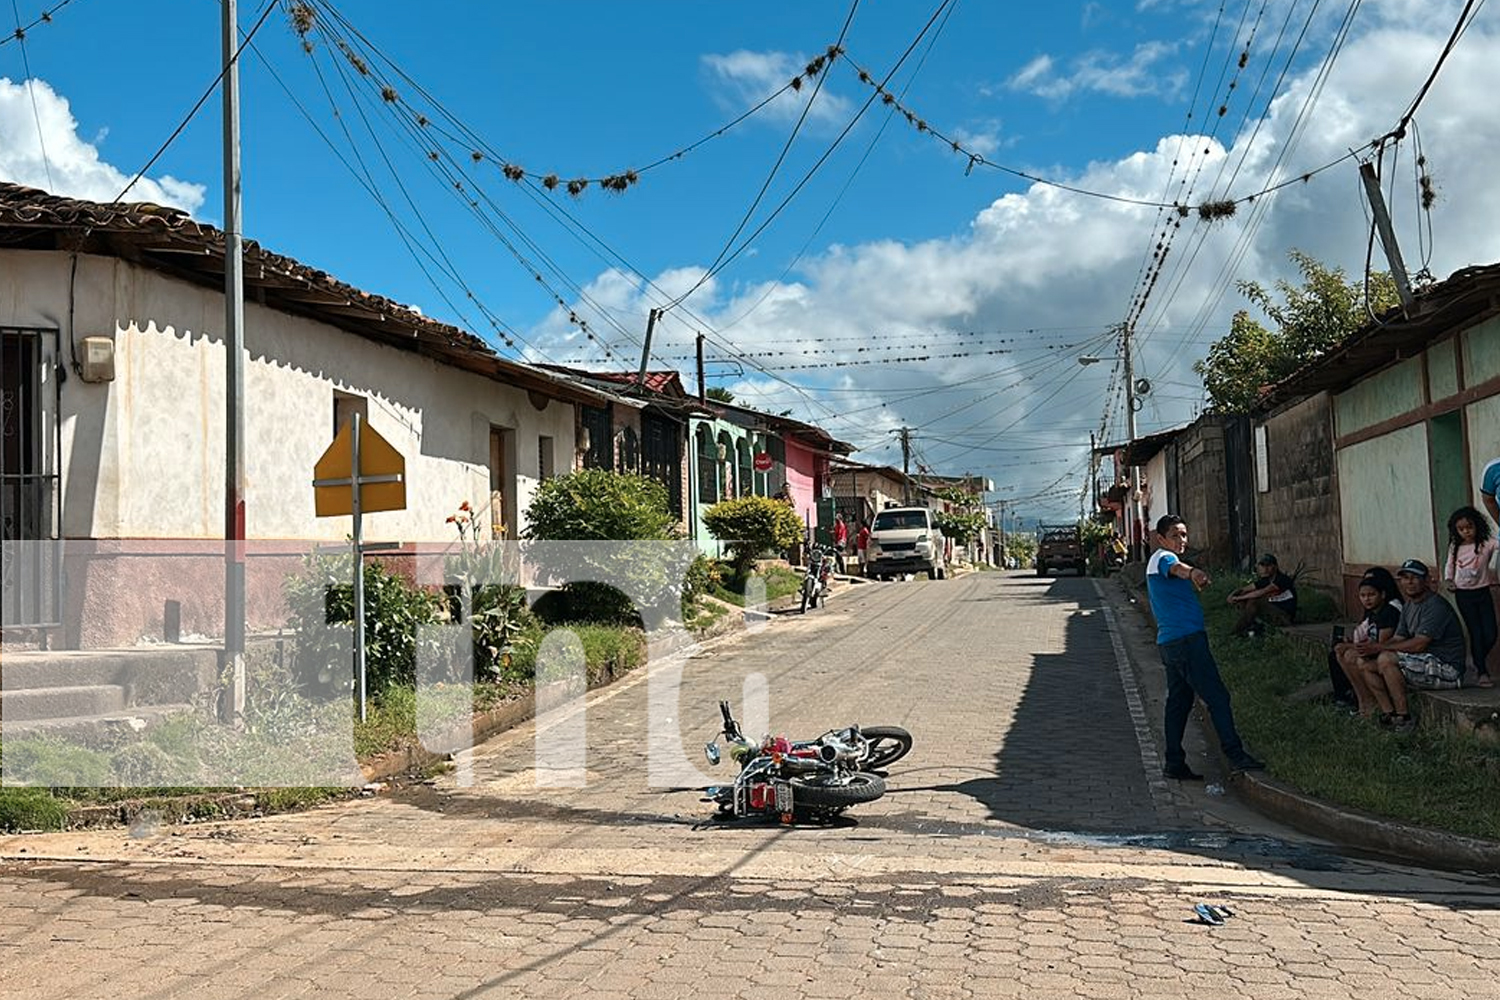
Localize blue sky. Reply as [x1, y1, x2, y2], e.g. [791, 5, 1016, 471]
[3, 0, 1498, 521]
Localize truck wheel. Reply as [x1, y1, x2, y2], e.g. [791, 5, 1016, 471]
[927, 567, 937, 580]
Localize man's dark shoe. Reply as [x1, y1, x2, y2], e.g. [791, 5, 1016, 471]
[1228, 754, 1266, 773]
[1162, 763, 1204, 781]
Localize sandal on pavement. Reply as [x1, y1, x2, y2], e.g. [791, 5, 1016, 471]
[1478, 674, 1494, 688]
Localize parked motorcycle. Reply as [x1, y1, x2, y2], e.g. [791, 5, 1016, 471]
[702, 700, 914, 823]
[799, 545, 834, 613]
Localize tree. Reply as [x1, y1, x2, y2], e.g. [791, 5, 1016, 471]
[702, 496, 803, 577]
[1193, 250, 1401, 412]
[523, 469, 679, 624]
[705, 386, 735, 403]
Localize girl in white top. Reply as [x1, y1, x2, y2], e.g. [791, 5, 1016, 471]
[1443, 506, 1498, 687]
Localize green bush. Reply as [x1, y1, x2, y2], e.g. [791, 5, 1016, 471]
[524, 469, 676, 541]
[284, 550, 445, 695]
[681, 554, 722, 615]
[524, 469, 681, 625]
[0, 788, 69, 832]
[703, 496, 803, 576]
[934, 510, 986, 547]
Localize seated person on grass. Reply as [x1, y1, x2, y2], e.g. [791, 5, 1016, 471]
[1332, 573, 1401, 717]
[1226, 553, 1298, 635]
[1360, 558, 1466, 732]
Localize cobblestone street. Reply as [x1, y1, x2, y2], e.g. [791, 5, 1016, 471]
[4, 572, 1499, 999]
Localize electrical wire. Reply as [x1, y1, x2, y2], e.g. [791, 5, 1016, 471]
[113, 0, 279, 204]
[0, 0, 73, 47]
[8, 0, 53, 190]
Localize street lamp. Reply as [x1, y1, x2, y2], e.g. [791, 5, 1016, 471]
[1079, 339, 1141, 559]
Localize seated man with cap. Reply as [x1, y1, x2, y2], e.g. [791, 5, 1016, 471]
[1226, 553, 1298, 636]
[1360, 558, 1467, 731]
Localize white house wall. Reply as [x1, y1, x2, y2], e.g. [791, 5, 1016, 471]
[1, 250, 575, 543]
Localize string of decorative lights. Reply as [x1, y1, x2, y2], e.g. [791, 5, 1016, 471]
[641, 335, 1092, 362]
[299, 2, 651, 365]
[0, 0, 74, 47]
[284, 2, 845, 201]
[836, 42, 1369, 215]
[1135, 0, 1368, 361]
[1129, 0, 1339, 352]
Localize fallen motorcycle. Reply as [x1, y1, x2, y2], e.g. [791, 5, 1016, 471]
[702, 701, 913, 823]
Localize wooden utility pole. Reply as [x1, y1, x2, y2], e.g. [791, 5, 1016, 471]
[695, 332, 705, 404]
[1359, 161, 1415, 312]
[637, 308, 659, 384]
[891, 427, 913, 503]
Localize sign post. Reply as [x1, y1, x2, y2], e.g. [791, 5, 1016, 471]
[313, 413, 406, 721]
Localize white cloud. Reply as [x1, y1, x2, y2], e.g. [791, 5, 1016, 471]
[701, 50, 854, 126]
[952, 123, 1004, 158]
[1009, 41, 1186, 101]
[0, 76, 205, 212]
[544, 15, 1500, 517]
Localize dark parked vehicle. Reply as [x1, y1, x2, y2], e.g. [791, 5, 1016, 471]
[1037, 523, 1086, 576]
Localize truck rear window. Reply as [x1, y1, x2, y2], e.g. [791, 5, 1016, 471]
[873, 510, 927, 530]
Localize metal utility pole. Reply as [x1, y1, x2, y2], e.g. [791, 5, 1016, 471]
[222, 0, 246, 725]
[637, 308, 659, 384]
[997, 499, 1007, 567]
[1089, 431, 1100, 512]
[1359, 162, 1415, 312]
[1122, 326, 1142, 560]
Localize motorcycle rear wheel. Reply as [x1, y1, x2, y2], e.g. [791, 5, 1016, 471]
[788, 771, 885, 810]
[859, 726, 913, 771]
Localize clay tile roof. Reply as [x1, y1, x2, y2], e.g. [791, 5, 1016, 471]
[0, 182, 609, 406]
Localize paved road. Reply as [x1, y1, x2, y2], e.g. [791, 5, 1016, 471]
[4, 571, 1499, 999]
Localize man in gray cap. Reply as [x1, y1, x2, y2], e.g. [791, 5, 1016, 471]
[1359, 558, 1466, 731]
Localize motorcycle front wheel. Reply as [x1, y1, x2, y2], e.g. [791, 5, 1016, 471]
[788, 771, 885, 809]
[859, 726, 913, 771]
[800, 582, 811, 614]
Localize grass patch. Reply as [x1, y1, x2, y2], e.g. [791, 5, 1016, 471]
[683, 596, 732, 635]
[1200, 577, 1500, 841]
[0, 787, 70, 832]
[711, 564, 803, 606]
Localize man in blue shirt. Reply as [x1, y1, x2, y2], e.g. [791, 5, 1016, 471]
[1481, 458, 1500, 526]
[1146, 514, 1265, 780]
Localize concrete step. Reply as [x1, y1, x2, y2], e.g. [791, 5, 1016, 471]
[1412, 687, 1500, 744]
[1, 684, 127, 721]
[0, 702, 196, 742]
[0, 645, 219, 692]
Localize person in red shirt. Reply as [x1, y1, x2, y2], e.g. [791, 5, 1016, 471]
[832, 513, 849, 573]
[855, 522, 871, 576]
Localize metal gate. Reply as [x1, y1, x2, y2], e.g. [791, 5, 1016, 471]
[640, 411, 682, 517]
[1, 326, 62, 629]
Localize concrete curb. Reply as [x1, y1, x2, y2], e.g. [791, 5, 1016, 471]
[1230, 770, 1500, 873]
[1110, 571, 1500, 873]
[51, 625, 713, 832]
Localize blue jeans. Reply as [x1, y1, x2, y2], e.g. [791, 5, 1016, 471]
[1159, 631, 1245, 767]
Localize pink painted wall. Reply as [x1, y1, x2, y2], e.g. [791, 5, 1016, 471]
[784, 438, 820, 529]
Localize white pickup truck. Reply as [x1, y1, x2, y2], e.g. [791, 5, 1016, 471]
[865, 506, 947, 580]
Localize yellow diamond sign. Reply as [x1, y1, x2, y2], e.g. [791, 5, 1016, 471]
[313, 418, 406, 517]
